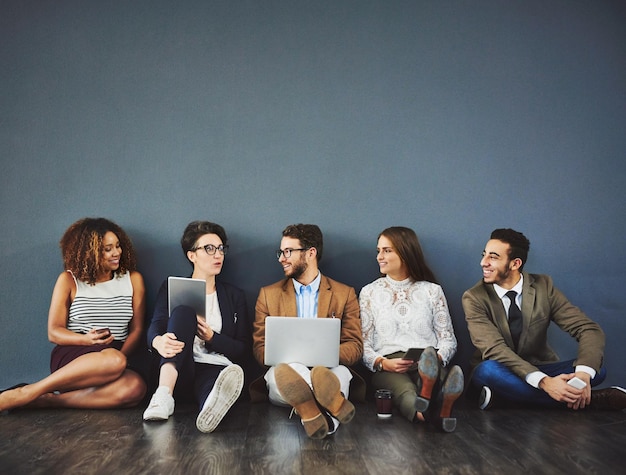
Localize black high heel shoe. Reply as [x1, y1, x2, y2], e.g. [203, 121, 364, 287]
[0, 382, 29, 415]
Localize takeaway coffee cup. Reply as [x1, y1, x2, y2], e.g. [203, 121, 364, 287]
[375, 389, 393, 418]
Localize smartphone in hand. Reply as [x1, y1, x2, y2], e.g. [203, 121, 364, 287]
[567, 377, 587, 389]
[95, 328, 111, 337]
[402, 348, 422, 362]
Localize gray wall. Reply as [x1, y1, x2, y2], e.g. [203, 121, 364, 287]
[2, 1, 625, 388]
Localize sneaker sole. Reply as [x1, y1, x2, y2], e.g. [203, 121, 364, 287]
[196, 365, 244, 433]
[143, 392, 174, 421]
[479, 386, 492, 411]
[143, 411, 171, 421]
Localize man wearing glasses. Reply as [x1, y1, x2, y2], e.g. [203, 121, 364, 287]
[251, 224, 363, 439]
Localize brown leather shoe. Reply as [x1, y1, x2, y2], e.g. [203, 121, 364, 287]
[274, 364, 328, 439]
[416, 346, 439, 413]
[310, 366, 355, 424]
[420, 365, 464, 432]
[438, 365, 464, 433]
[591, 386, 626, 411]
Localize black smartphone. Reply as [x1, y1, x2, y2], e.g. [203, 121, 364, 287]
[96, 328, 111, 336]
[402, 348, 422, 362]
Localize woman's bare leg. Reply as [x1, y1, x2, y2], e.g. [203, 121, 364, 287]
[157, 362, 179, 393]
[30, 369, 146, 409]
[0, 348, 128, 411]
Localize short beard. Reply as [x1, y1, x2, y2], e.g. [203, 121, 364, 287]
[285, 256, 307, 280]
[486, 265, 511, 286]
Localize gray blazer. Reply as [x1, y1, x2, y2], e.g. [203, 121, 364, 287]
[462, 272, 605, 379]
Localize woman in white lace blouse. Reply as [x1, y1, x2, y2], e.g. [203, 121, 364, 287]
[359, 226, 464, 432]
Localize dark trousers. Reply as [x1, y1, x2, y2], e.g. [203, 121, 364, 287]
[371, 350, 449, 421]
[161, 305, 225, 410]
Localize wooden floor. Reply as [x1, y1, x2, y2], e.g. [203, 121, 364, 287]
[1, 397, 625, 475]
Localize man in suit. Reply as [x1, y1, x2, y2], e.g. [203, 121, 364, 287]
[463, 228, 626, 410]
[252, 224, 363, 439]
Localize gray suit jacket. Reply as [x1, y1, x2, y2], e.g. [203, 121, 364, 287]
[462, 272, 605, 379]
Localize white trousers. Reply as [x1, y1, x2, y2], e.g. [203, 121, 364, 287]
[264, 363, 353, 433]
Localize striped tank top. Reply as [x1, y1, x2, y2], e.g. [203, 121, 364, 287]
[67, 271, 134, 341]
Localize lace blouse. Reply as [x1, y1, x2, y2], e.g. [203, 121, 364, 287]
[360, 276, 457, 370]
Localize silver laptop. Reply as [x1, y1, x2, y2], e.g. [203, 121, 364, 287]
[264, 316, 341, 367]
[168, 276, 206, 318]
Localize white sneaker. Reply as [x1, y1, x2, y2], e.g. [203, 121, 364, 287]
[196, 364, 244, 433]
[143, 386, 175, 421]
[479, 386, 493, 410]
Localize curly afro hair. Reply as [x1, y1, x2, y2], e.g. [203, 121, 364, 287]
[59, 218, 137, 285]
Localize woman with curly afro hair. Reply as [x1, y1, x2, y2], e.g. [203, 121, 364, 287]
[0, 218, 147, 412]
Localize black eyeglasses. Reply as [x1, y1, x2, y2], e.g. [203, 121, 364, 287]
[276, 248, 309, 259]
[193, 244, 229, 255]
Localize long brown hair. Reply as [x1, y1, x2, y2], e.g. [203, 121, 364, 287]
[59, 218, 136, 284]
[379, 226, 437, 284]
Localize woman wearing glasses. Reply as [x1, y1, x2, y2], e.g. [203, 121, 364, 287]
[359, 226, 464, 432]
[143, 221, 250, 433]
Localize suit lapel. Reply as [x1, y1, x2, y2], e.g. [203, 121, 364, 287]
[519, 273, 536, 349]
[215, 282, 231, 334]
[280, 279, 298, 316]
[317, 274, 331, 318]
[486, 283, 515, 348]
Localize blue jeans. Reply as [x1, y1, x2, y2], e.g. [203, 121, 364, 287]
[470, 359, 607, 408]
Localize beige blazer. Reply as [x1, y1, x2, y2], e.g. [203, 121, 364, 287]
[462, 272, 605, 379]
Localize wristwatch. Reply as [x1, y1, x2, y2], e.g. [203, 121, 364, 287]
[376, 358, 384, 372]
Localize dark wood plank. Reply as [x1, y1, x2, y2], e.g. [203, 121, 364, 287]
[1, 399, 625, 474]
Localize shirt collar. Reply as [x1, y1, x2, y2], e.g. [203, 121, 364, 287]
[493, 274, 524, 299]
[293, 271, 321, 295]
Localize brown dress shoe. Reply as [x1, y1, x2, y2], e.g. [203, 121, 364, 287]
[310, 366, 355, 424]
[591, 386, 626, 410]
[274, 364, 328, 439]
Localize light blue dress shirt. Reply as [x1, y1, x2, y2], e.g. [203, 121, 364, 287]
[293, 272, 321, 318]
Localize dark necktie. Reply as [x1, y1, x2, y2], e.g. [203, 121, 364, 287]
[506, 290, 523, 350]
